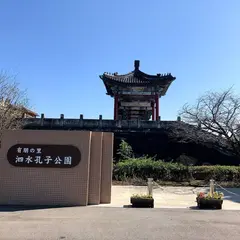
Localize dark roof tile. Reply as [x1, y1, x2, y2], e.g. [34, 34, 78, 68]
[100, 60, 176, 96]
[100, 70, 175, 85]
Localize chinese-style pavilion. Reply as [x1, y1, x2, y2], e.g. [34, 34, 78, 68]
[23, 61, 240, 165]
[100, 60, 176, 120]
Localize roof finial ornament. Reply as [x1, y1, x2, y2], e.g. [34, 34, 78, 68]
[134, 60, 140, 70]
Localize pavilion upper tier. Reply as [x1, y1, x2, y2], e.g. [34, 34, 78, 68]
[100, 60, 176, 97]
[100, 60, 176, 120]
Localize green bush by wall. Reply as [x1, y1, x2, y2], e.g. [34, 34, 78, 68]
[113, 158, 240, 182]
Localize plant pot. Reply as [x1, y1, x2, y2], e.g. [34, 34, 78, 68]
[130, 197, 154, 208]
[196, 197, 223, 209]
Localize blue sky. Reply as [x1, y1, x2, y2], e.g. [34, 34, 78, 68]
[0, 0, 240, 120]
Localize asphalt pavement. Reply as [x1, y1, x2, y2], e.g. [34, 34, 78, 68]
[102, 186, 240, 209]
[0, 206, 239, 240]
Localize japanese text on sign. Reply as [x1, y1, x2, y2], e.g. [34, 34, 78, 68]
[7, 144, 81, 168]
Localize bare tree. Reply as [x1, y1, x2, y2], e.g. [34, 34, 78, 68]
[0, 72, 30, 143]
[175, 88, 240, 159]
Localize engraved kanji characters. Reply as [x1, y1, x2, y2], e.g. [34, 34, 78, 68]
[25, 156, 33, 164]
[34, 156, 43, 164]
[15, 156, 24, 163]
[44, 156, 52, 164]
[54, 156, 62, 164]
[14, 144, 72, 166]
[17, 147, 22, 153]
[23, 148, 29, 153]
[64, 156, 72, 165]
[36, 148, 42, 154]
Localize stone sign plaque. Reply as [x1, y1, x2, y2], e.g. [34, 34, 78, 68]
[7, 144, 81, 168]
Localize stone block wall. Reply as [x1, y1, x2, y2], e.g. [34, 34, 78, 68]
[0, 130, 113, 206]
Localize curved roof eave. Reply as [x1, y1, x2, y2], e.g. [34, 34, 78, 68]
[101, 70, 175, 81]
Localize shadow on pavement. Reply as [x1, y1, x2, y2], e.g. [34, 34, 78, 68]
[188, 206, 198, 210]
[123, 205, 132, 208]
[188, 206, 220, 211]
[0, 205, 79, 212]
[216, 187, 240, 204]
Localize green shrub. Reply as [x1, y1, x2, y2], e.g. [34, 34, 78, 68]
[113, 158, 190, 182]
[113, 158, 240, 182]
[190, 165, 240, 182]
[116, 140, 134, 161]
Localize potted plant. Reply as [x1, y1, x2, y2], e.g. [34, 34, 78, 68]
[196, 191, 224, 209]
[130, 194, 154, 208]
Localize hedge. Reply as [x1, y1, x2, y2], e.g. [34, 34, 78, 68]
[191, 165, 240, 182]
[113, 158, 240, 182]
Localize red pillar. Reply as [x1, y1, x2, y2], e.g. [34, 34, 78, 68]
[114, 94, 118, 120]
[151, 102, 155, 121]
[155, 94, 159, 121]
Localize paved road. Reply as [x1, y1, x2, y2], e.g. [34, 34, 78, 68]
[0, 207, 239, 240]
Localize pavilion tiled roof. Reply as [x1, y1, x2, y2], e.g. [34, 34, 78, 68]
[100, 60, 176, 96]
[101, 71, 175, 84]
